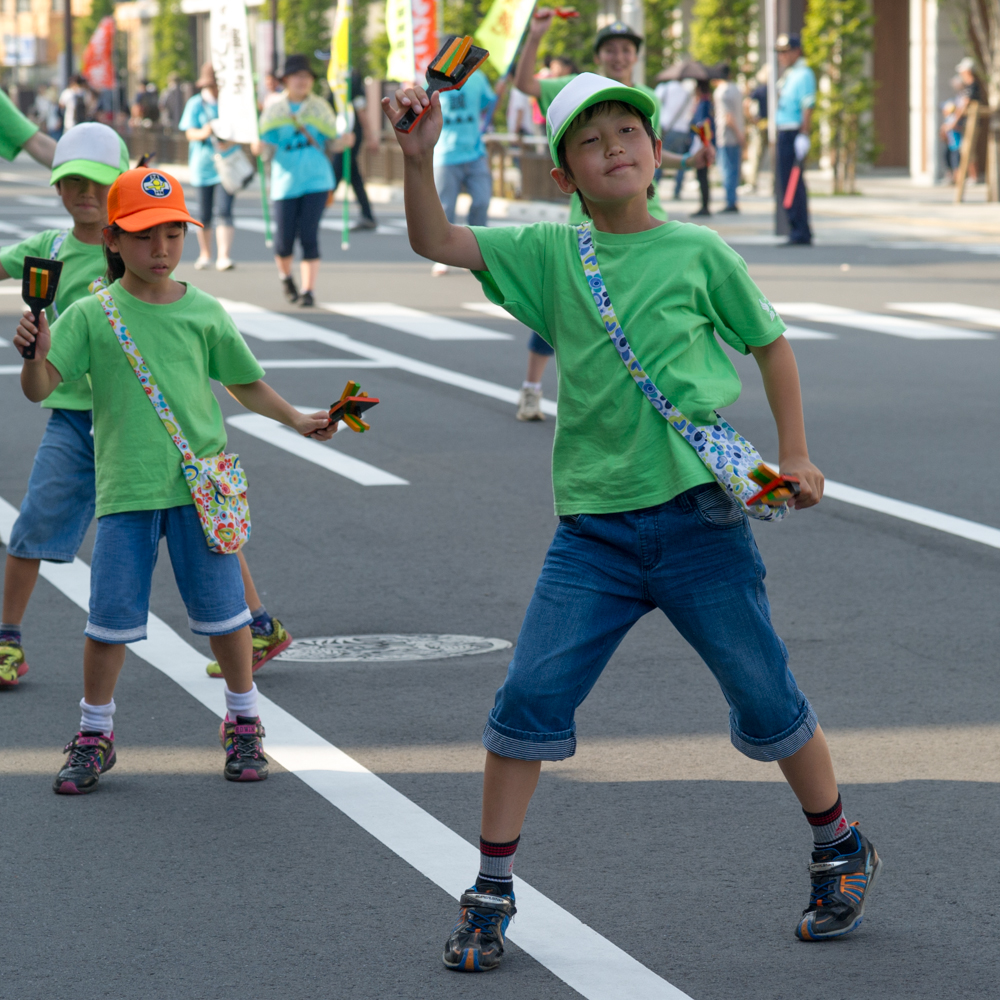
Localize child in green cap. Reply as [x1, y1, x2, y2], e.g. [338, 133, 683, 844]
[383, 71, 880, 972]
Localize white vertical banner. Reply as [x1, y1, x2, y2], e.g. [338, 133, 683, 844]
[386, 0, 416, 83]
[210, 0, 259, 143]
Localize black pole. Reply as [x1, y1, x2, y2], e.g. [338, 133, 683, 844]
[63, 0, 73, 85]
[270, 0, 278, 76]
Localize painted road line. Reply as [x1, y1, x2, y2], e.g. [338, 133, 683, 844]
[782, 325, 837, 340]
[0, 221, 32, 239]
[233, 218, 402, 237]
[322, 302, 514, 341]
[463, 301, 515, 320]
[772, 302, 994, 340]
[0, 494, 691, 1000]
[259, 359, 391, 369]
[0, 286, 22, 295]
[887, 302, 1000, 329]
[217, 298, 558, 416]
[824, 479, 1000, 549]
[226, 412, 408, 486]
[0, 364, 21, 373]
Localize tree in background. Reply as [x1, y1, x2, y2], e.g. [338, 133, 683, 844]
[689, 0, 757, 68]
[536, 0, 599, 78]
[947, 0, 1000, 198]
[75, 0, 115, 54]
[645, 0, 686, 81]
[280, 0, 332, 72]
[150, 0, 195, 90]
[803, 0, 876, 193]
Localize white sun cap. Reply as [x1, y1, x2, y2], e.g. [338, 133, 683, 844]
[50, 122, 130, 186]
[546, 72, 657, 165]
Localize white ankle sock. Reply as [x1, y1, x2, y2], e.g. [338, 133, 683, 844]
[522, 380, 542, 392]
[225, 683, 259, 721]
[79, 698, 115, 736]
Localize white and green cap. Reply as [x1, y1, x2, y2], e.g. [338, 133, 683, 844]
[50, 122, 130, 186]
[546, 71, 657, 165]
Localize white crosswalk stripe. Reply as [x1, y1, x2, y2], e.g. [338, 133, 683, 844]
[322, 302, 513, 341]
[772, 302, 994, 340]
[886, 302, 1000, 329]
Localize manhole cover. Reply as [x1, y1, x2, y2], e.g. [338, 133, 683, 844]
[276, 634, 512, 663]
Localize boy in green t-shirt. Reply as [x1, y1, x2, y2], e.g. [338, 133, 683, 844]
[383, 72, 880, 970]
[511, 11, 714, 421]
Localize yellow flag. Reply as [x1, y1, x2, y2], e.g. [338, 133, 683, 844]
[328, 0, 352, 112]
[474, 0, 536, 74]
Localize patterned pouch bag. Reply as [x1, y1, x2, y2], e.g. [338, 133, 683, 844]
[90, 279, 251, 552]
[575, 224, 788, 522]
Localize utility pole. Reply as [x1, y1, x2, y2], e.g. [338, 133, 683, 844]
[63, 0, 73, 86]
[270, 0, 278, 76]
[764, 0, 789, 236]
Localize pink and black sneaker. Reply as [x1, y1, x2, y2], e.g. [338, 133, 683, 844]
[218, 716, 269, 782]
[53, 731, 116, 794]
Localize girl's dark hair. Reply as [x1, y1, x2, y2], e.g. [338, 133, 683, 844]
[103, 221, 188, 282]
[103, 223, 126, 282]
[551, 55, 580, 74]
[556, 100, 658, 218]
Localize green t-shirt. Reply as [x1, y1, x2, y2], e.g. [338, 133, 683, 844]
[1, 229, 104, 410]
[471, 221, 786, 515]
[539, 75, 667, 224]
[0, 89, 38, 161]
[47, 282, 265, 518]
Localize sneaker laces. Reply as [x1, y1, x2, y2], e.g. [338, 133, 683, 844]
[460, 902, 507, 936]
[63, 736, 106, 770]
[230, 724, 264, 761]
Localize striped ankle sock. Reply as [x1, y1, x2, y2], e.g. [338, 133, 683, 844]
[804, 794, 854, 849]
[477, 835, 519, 892]
[0, 623, 21, 644]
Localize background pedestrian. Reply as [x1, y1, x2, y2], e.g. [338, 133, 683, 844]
[775, 33, 815, 245]
[713, 63, 745, 213]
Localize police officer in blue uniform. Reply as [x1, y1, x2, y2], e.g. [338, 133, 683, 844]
[775, 33, 816, 245]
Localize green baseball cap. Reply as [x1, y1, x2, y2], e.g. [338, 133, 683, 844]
[546, 71, 657, 165]
[50, 122, 130, 186]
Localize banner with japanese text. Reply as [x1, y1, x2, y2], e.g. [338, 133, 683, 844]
[386, 0, 437, 83]
[475, 0, 535, 74]
[327, 0, 352, 112]
[210, 0, 258, 143]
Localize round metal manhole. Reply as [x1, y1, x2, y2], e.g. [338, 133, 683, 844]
[275, 634, 512, 663]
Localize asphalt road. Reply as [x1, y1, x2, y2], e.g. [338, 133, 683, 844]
[1, 160, 998, 1000]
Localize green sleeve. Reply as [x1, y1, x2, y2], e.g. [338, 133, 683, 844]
[207, 305, 267, 385]
[0, 231, 55, 279]
[706, 239, 786, 353]
[0, 89, 39, 161]
[470, 224, 551, 343]
[46, 298, 93, 385]
[538, 75, 576, 116]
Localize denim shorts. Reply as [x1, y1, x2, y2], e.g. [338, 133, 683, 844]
[7, 409, 95, 563]
[85, 504, 250, 644]
[527, 330, 555, 357]
[483, 484, 818, 763]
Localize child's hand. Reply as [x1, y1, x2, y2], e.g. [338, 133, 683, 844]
[14, 309, 50, 359]
[382, 86, 442, 157]
[530, 8, 555, 36]
[688, 145, 715, 169]
[296, 410, 337, 440]
[779, 458, 824, 509]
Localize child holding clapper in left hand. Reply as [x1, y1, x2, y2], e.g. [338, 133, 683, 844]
[15, 167, 337, 794]
[383, 74, 880, 971]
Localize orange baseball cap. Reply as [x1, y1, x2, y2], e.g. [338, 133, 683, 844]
[107, 167, 203, 231]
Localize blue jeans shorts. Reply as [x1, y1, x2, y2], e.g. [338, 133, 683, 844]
[483, 484, 818, 763]
[8, 409, 95, 563]
[85, 504, 250, 644]
[527, 330, 554, 357]
[434, 156, 492, 227]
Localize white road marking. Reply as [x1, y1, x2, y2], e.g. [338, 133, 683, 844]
[462, 301, 515, 320]
[887, 302, 1000, 329]
[0, 220, 32, 239]
[258, 359, 391, 369]
[782, 325, 837, 340]
[0, 494, 692, 1000]
[322, 302, 513, 341]
[226, 411, 408, 486]
[32, 215, 73, 228]
[0, 286, 22, 295]
[217, 298, 558, 416]
[0, 364, 21, 372]
[232, 218, 403, 237]
[19, 194, 60, 206]
[772, 302, 994, 340]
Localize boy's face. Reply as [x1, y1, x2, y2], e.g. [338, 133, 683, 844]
[595, 39, 638, 85]
[56, 175, 112, 227]
[552, 107, 661, 210]
[107, 222, 186, 283]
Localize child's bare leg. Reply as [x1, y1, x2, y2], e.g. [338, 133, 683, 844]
[3, 554, 41, 624]
[525, 351, 549, 385]
[237, 550, 261, 610]
[275, 254, 294, 277]
[82, 637, 127, 705]
[209, 625, 253, 694]
[481, 751, 542, 842]
[300, 258, 320, 293]
[777, 725, 839, 812]
[196, 225, 213, 261]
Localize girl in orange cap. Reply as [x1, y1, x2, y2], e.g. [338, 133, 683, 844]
[14, 167, 339, 794]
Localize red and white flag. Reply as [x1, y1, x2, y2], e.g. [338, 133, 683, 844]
[82, 16, 116, 91]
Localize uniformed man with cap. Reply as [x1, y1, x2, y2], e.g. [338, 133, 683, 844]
[775, 32, 816, 245]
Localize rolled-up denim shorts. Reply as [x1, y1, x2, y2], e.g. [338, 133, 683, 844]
[527, 330, 554, 357]
[7, 408, 95, 563]
[85, 504, 250, 644]
[483, 483, 818, 763]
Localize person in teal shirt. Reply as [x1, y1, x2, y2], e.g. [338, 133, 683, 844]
[178, 62, 239, 270]
[254, 54, 343, 307]
[775, 33, 816, 245]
